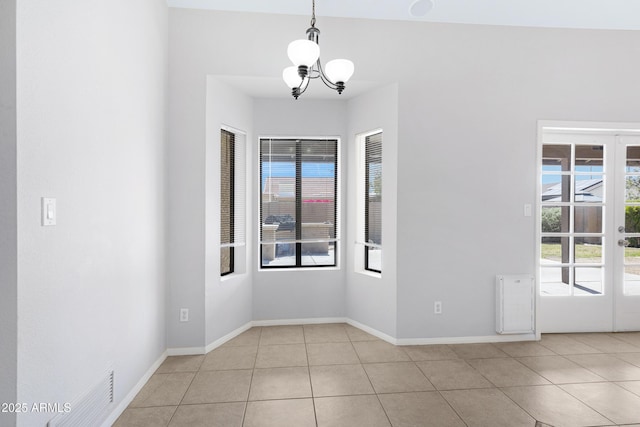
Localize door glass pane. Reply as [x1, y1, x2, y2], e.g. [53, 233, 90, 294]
[624, 206, 640, 232]
[541, 206, 568, 233]
[575, 145, 604, 168]
[574, 206, 603, 233]
[541, 236, 568, 265]
[625, 177, 640, 202]
[624, 244, 640, 264]
[542, 145, 571, 172]
[540, 267, 571, 295]
[626, 146, 640, 172]
[541, 175, 568, 202]
[574, 237, 602, 263]
[575, 176, 604, 202]
[624, 265, 640, 296]
[574, 267, 603, 295]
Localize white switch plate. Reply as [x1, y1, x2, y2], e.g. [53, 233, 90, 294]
[524, 204, 532, 217]
[179, 308, 189, 322]
[41, 197, 56, 226]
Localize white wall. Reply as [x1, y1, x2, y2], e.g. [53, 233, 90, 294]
[346, 84, 399, 338]
[166, 15, 206, 350]
[252, 98, 347, 321]
[395, 25, 640, 339]
[16, 1, 167, 425]
[169, 8, 640, 340]
[0, 1, 17, 425]
[167, 11, 263, 350]
[204, 77, 253, 345]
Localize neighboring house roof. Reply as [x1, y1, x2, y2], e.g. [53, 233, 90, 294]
[542, 178, 603, 202]
[263, 177, 335, 199]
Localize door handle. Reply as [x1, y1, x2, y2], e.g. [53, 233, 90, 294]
[619, 239, 630, 247]
[619, 226, 626, 233]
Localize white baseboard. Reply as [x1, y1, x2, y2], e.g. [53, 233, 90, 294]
[166, 346, 206, 356]
[101, 350, 168, 427]
[345, 319, 397, 345]
[252, 317, 347, 327]
[166, 321, 255, 356]
[396, 333, 538, 346]
[205, 322, 253, 354]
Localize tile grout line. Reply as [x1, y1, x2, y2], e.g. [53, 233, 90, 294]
[361, 354, 394, 426]
[553, 383, 617, 426]
[302, 325, 320, 427]
[165, 358, 202, 426]
[241, 327, 262, 427]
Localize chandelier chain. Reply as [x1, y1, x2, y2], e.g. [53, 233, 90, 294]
[310, 0, 316, 27]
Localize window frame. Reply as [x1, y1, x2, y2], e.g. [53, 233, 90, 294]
[259, 137, 339, 270]
[364, 131, 383, 274]
[220, 128, 235, 276]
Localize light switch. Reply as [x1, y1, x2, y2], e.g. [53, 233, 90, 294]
[524, 204, 532, 217]
[42, 197, 56, 226]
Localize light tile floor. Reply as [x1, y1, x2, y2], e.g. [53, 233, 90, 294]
[114, 324, 640, 427]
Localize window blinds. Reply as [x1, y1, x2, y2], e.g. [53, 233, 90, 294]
[260, 138, 338, 267]
[220, 129, 246, 250]
[364, 132, 382, 272]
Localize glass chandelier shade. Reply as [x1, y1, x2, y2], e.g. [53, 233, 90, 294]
[325, 59, 355, 84]
[282, 66, 307, 89]
[287, 40, 320, 68]
[282, 0, 354, 99]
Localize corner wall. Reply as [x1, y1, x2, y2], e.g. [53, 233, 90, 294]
[346, 84, 399, 338]
[204, 77, 254, 346]
[0, 0, 18, 425]
[167, 10, 259, 351]
[16, 1, 168, 424]
[252, 98, 348, 321]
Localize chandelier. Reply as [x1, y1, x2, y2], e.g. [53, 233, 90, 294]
[282, 0, 355, 99]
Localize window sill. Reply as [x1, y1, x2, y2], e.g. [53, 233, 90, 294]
[356, 269, 382, 279]
[220, 272, 247, 282]
[259, 266, 341, 273]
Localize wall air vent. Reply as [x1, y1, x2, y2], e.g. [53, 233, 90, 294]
[48, 369, 114, 427]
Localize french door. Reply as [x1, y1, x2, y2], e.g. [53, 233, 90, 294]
[538, 125, 640, 332]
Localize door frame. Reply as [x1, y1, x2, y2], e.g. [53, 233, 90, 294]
[536, 120, 640, 335]
[614, 134, 640, 331]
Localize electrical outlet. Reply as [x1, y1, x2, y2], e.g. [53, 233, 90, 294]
[434, 301, 442, 315]
[179, 308, 189, 322]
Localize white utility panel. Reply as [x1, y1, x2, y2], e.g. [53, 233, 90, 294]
[496, 275, 534, 334]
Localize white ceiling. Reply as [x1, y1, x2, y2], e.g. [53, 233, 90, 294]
[167, 0, 640, 31]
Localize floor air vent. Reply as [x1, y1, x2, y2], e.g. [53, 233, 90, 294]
[48, 369, 114, 427]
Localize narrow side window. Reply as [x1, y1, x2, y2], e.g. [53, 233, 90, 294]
[364, 131, 382, 273]
[221, 129, 235, 276]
